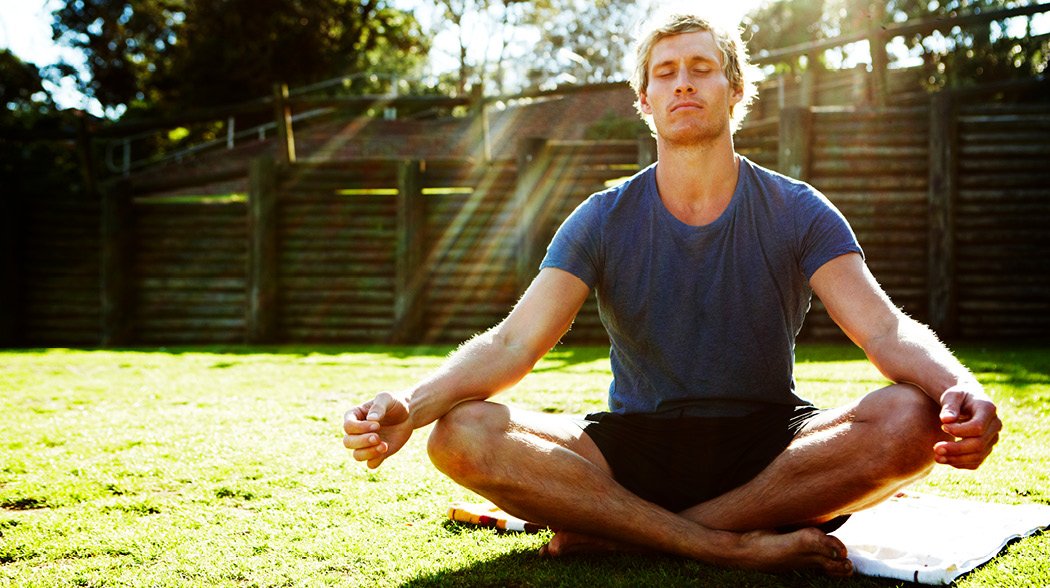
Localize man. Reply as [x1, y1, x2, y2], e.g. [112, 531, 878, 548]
[343, 13, 1001, 575]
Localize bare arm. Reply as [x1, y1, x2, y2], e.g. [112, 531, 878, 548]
[811, 253, 1000, 469]
[401, 267, 590, 426]
[343, 267, 591, 467]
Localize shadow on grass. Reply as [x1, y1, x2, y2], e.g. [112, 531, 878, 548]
[398, 548, 921, 588]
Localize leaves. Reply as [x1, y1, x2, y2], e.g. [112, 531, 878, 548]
[50, 0, 429, 113]
[742, 0, 1049, 87]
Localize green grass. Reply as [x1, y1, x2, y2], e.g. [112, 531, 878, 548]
[0, 344, 1046, 587]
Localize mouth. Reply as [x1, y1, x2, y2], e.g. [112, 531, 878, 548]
[671, 101, 703, 112]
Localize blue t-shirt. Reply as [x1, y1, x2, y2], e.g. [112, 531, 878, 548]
[540, 157, 862, 416]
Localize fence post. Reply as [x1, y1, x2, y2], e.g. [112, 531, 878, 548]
[868, 2, 889, 108]
[778, 107, 813, 181]
[273, 83, 296, 164]
[515, 137, 548, 293]
[800, 53, 818, 107]
[391, 159, 426, 343]
[0, 190, 19, 347]
[247, 155, 279, 343]
[101, 180, 132, 347]
[928, 91, 958, 338]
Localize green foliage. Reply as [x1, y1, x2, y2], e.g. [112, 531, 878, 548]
[743, 0, 1049, 89]
[0, 50, 53, 121]
[0, 345, 1047, 586]
[0, 50, 83, 199]
[743, 0, 830, 72]
[583, 109, 649, 140]
[525, 0, 645, 91]
[50, 0, 430, 113]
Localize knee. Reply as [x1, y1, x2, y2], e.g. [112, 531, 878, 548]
[863, 384, 944, 481]
[427, 401, 506, 483]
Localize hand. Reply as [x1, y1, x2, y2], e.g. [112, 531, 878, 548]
[343, 392, 413, 469]
[935, 382, 1001, 470]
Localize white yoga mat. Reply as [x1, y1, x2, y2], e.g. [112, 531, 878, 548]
[832, 493, 1050, 585]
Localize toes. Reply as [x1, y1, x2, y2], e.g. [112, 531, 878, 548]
[824, 557, 854, 577]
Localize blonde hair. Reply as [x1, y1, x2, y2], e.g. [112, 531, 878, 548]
[630, 13, 758, 133]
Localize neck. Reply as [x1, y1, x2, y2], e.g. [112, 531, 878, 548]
[653, 134, 740, 226]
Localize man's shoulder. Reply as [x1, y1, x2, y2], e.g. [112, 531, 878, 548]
[577, 164, 654, 216]
[741, 156, 815, 196]
[740, 157, 835, 215]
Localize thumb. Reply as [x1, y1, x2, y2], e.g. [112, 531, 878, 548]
[367, 392, 397, 422]
[939, 389, 963, 424]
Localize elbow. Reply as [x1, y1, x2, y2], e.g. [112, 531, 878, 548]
[848, 306, 912, 364]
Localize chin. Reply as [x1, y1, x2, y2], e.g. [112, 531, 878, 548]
[661, 124, 726, 147]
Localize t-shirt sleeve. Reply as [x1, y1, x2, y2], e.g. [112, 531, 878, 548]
[539, 195, 602, 288]
[795, 186, 864, 280]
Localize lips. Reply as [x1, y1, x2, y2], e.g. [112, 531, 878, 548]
[671, 101, 703, 112]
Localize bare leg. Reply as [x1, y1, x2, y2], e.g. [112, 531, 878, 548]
[427, 401, 853, 574]
[679, 384, 950, 531]
[544, 384, 949, 557]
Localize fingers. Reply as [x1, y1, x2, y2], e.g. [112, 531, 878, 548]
[342, 395, 403, 468]
[343, 428, 390, 467]
[935, 430, 1000, 469]
[941, 399, 999, 438]
[934, 385, 1002, 470]
[343, 406, 379, 435]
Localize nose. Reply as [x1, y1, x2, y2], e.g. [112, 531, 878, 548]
[674, 72, 695, 95]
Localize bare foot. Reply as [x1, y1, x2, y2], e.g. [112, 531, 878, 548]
[541, 527, 851, 577]
[539, 530, 643, 557]
[730, 527, 853, 576]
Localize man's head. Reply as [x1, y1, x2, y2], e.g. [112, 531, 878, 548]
[630, 13, 757, 134]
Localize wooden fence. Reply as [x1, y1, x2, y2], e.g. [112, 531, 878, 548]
[3, 98, 1049, 347]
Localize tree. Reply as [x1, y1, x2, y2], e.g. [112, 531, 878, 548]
[884, 0, 1048, 90]
[0, 52, 82, 198]
[743, 0, 1049, 89]
[525, 0, 646, 91]
[166, 0, 429, 109]
[431, 0, 538, 96]
[51, 0, 431, 115]
[742, 0, 831, 74]
[1, 50, 53, 123]
[51, 0, 184, 113]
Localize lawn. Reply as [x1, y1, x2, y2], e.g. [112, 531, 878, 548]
[1, 344, 1047, 587]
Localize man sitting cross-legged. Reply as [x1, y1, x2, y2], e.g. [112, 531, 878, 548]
[342, 12, 1001, 576]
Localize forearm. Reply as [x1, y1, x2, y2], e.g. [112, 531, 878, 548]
[862, 313, 979, 403]
[404, 326, 544, 429]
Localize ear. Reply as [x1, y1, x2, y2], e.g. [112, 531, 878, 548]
[729, 84, 744, 107]
[638, 92, 653, 115]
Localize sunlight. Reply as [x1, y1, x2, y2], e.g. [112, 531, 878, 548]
[642, 0, 757, 30]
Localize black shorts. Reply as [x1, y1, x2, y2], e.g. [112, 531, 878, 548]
[581, 404, 850, 531]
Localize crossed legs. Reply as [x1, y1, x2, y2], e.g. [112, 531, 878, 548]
[426, 384, 947, 574]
